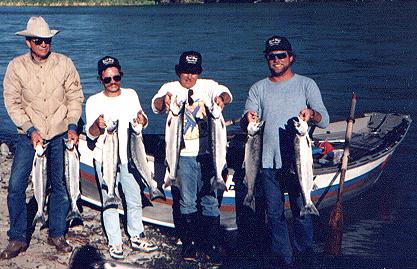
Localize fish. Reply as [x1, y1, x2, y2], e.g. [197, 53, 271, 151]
[129, 121, 165, 200]
[163, 96, 185, 188]
[101, 120, 121, 208]
[64, 139, 82, 224]
[243, 120, 264, 211]
[293, 116, 319, 216]
[208, 104, 228, 192]
[32, 143, 48, 227]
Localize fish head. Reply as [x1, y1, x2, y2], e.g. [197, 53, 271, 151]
[64, 139, 75, 150]
[293, 116, 308, 136]
[130, 120, 143, 134]
[106, 120, 119, 133]
[247, 120, 264, 135]
[34, 143, 46, 157]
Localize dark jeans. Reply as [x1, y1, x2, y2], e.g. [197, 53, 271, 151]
[261, 168, 313, 265]
[7, 134, 69, 242]
[176, 155, 219, 217]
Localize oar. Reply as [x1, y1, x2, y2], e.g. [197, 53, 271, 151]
[326, 92, 357, 256]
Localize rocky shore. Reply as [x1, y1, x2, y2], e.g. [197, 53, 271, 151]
[0, 142, 221, 269]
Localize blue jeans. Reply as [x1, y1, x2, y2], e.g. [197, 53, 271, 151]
[261, 168, 313, 265]
[176, 155, 219, 217]
[95, 162, 144, 246]
[7, 134, 69, 241]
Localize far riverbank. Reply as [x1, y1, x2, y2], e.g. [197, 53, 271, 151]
[0, 0, 205, 6]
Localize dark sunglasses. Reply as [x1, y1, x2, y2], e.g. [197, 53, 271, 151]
[266, 52, 289, 61]
[102, 75, 122, 84]
[31, 38, 52, 45]
[188, 89, 194, 106]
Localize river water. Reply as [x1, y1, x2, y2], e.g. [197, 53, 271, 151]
[0, 2, 416, 268]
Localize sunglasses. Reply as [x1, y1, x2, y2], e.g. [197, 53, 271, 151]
[31, 38, 52, 45]
[102, 75, 122, 84]
[188, 89, 194, 106]
[266, 52, 289, 61]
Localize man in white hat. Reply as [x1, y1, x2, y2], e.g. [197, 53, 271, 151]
[1, 16, 84, 259]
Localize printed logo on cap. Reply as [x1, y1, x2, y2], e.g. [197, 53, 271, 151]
[102, 57, 115, 65]
[269, 37, 282, 46]
[185, 55, 198, 64]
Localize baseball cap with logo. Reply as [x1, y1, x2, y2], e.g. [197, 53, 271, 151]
[97, 56, 121, 76]
[175, 51, 203, 74]
[263, 35, 293, 54]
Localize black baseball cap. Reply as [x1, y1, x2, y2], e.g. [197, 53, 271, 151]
[264, 36, 293, 54]
[97, 56, 121, 76]
[175, 51, 203, 74]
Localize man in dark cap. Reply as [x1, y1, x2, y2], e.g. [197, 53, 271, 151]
[85, 56, 158, 260]
[152, 51, 232, 264]
[240, 36, 329, 268]
[1, 16, 83, 259]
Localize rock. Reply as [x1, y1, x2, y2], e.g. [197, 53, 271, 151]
[0, 143, 10, 156]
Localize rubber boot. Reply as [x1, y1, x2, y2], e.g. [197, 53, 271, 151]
[181, 212, 198, 261]
[202, 215, 222, 265]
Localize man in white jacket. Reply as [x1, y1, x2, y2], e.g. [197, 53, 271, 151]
[152, 51, 232, 264]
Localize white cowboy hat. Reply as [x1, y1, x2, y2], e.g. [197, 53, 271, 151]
[15, 16, 60, 38]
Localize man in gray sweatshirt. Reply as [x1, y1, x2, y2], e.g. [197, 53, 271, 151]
[241, 35, 329, 268]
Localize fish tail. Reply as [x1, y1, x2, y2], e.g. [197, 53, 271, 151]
[300, 203, 320, 217]
[150, 187, 166, 201]
[32, 212, 46, 227]
[103, 196, 121, 209]
[66, 208, 83, 223]
[243, 194, 255, 211]
[163, 170, 172, 188]
[211, 178, 227, 192]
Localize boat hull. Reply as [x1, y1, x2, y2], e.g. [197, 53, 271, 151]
[78, 112, 411, 230]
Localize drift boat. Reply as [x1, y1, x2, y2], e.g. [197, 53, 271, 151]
[78, 112, 411, 230]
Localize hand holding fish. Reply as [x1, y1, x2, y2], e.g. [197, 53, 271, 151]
[247, 111, 258, 123]
[135, 110, 147, 126]
[298, 108, 318, 122]
[67, 129, 79, 145]
[164, 92, 173, 112]
[31, 130, 44, 148]
[214, 95, 225, 109]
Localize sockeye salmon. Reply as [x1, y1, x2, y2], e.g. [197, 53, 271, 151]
[64, 139, 82, 224]
[293, 116, 319, 216]
[32, 143, 48, 227]
[208, 104, 228, 192]
[129, 121, 165, 200]
[163, 96, 185, 188]
[101, 120, 120, 208]
[243, 120, 264, 211]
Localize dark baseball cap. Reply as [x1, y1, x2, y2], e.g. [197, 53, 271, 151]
[175, 51, 203, 74]
[264, 36, 293, 54]
[97, 56, 121, 76]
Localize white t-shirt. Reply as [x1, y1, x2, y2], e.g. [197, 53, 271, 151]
[151, 79, 232, 156]
[85, 88, 147, 164]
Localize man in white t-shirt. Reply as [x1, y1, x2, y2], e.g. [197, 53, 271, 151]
[152, 51, 232, 264]
[85, 56, 158, 259]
